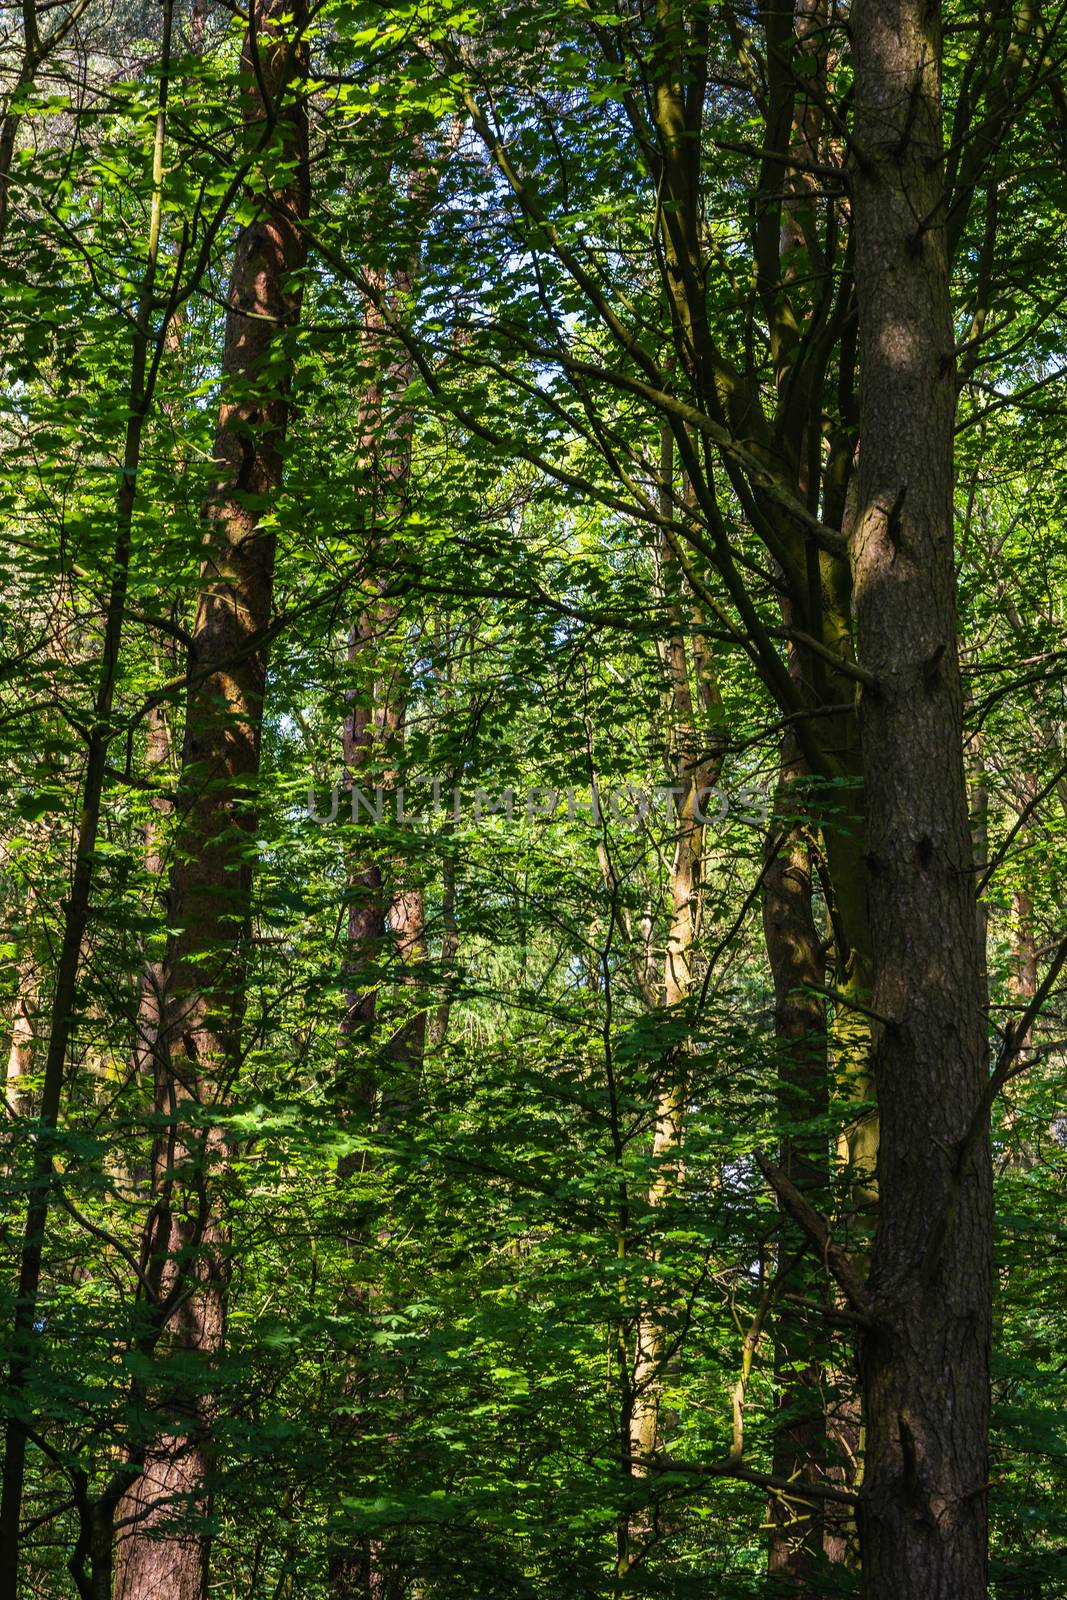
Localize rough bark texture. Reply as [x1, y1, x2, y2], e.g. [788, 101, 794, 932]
[851, 3, 993, 1595]
[113, 8, 308, 1595]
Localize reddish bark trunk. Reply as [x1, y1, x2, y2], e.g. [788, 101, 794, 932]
[113, 6, 308, 1595]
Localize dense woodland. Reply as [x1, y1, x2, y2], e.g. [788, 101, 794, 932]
[0, 0, 1066, 1595]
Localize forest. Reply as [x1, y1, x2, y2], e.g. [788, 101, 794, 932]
[0, 0, 1065, 1595]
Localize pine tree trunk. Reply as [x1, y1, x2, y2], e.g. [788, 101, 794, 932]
[113, 7, 308, 1595]
[851, 3, 992, 1594]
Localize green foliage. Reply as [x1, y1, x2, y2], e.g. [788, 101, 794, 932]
[1, 0, 1066, 1595]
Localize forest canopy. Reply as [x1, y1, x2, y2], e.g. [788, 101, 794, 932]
[0, 0, 1066, 1596]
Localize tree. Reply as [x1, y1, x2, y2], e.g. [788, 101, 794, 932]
[847, 3, 991, 1591]
[113, 3, 309, 1592]
[2, 0, 1067, 1593]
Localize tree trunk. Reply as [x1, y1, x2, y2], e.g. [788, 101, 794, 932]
[329, 264, 426, 1600]
[851, 2, 992, 1594]
[626, 453, 725, 1559]
[4, 888, 36, 1114]
[762, 744, 841, 1588]
[113, 7, 308, 1595]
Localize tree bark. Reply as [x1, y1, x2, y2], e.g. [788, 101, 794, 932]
[625, 448, 725, 1561]
[762, 745, 844, 1589]
[850, 2, 993, 1594]
[329, 260, 426, 1600]
[113, 7, 308, 1595]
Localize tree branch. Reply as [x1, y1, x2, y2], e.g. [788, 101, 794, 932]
[754, 1150, 873, 1318]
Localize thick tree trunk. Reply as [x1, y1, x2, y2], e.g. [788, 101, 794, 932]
[851, 3, 992, 1595]
[113, 8, 308, 1596]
